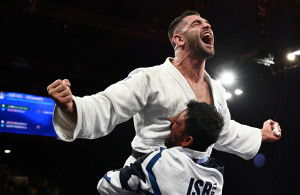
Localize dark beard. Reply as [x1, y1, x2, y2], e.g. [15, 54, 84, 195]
[186, 36, 215, 59]
[164, 137, 176, 148]
[200, 47, 215, 59]
[193, 44, 215, 59]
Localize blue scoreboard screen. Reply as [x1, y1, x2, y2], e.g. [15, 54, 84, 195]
[0, 91, 57, 137]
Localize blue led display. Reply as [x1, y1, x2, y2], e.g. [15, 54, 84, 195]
[0, 91, 57, 137]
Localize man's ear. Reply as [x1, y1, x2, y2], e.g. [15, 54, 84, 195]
[181, 136, 193, 147]
[173, 34, 185, 48]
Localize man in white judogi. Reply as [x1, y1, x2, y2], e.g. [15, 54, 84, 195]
[47, 10, 281, 168]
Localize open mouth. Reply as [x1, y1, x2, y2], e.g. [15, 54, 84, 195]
[201, 32, 213, 45]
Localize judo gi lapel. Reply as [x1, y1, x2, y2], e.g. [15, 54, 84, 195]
[204, 73, 222, 112]
[162, 58, 197, 100]
[162, 58, 222, 111]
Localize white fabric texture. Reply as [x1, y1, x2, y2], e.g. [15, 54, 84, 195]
[97, 147, 224, 195]
[52, 58, 262, 160]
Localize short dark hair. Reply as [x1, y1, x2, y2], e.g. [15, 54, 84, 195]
[168, 10, 200, 48]
[184, 101, 224, 152]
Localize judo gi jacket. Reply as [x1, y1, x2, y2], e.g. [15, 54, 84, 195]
[97, 147, 224, 195]
[52, 58, 262, 161]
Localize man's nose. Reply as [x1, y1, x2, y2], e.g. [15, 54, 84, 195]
[203, 23, 211, 29]
[169, 117, 175, 123]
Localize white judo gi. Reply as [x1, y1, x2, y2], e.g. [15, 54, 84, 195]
[52, 57, 262, 164]
[97, 147, 224, 195]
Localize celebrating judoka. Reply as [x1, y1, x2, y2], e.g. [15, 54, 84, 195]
[47, 10, 281, 168]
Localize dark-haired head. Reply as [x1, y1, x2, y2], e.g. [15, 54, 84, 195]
[185, 100, 224, 151]
[165, 100, 224, 152]
[168, 10, 200, 48]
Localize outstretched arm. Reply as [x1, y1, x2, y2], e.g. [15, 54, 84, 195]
[213, 82, 281, 160]
[49, 70, 151, 142]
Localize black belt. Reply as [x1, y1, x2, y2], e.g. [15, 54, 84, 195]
[131, 149, 147, 159]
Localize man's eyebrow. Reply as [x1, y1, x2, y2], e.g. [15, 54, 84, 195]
[179, 110, 188, 119]
[191, 19, 210, 25]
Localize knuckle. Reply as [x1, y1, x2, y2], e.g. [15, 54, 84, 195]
[48, 89, 54, 96]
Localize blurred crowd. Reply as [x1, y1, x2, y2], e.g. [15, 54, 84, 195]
[0, 163, 60, 195]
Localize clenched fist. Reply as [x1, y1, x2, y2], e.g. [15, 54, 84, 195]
[261, 119, 282, 142]
[47, 79, 77, 122]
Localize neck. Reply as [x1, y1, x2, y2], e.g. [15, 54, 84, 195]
[171, 52, 206, 83]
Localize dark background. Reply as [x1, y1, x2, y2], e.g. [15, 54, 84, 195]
[0, 0, 300, 194]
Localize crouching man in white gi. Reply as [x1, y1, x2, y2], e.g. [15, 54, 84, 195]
[98, 101, 225, 195]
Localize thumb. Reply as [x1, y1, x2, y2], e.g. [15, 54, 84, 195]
[267, 119, 276, 126]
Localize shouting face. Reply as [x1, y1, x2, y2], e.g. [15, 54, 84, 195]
[180, 15, 215, 59]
